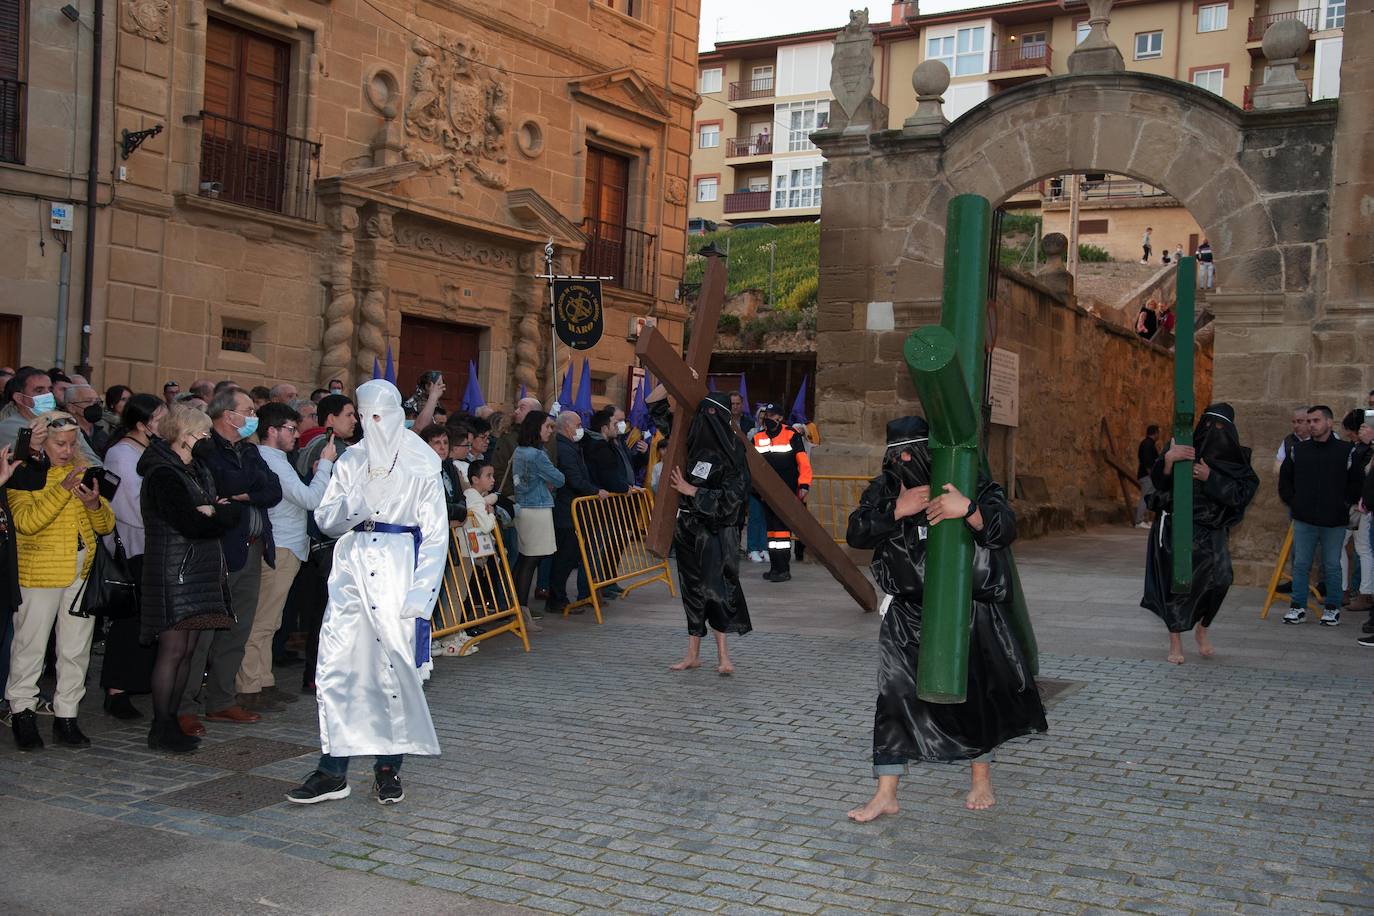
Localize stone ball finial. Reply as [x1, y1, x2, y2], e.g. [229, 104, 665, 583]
[913, 59, 950, 98]
[1041, 232, 1068, 258]
[1262, 19, 1310, 62]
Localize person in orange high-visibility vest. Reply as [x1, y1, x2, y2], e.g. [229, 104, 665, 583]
[751, 403, 811, 582]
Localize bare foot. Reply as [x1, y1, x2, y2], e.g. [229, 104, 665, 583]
[966, 763, 995, 810]
[1194, 627, 1216, 658]
[1167, 651, 1185, 664]
[669, 658, 700, 671]
[1167, 632, 1184, 665]
[847, 793, 899, 822]
[716, 661, 734, 676]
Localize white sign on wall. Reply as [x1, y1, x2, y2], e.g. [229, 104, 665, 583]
[988, 347, 1019, 427]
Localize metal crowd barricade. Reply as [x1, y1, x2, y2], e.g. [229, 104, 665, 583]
[430, 515, 530, 652]
[566, 489, 676, 623]
[809, 474, 871, 543]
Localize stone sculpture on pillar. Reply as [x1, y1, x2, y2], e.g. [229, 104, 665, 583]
[1067, 0, 1125, 73]
[829, 9, 889, 134]
[1251, 20, 1312, 110]
[903, 59, 950, 136]
[1037, 232, 1075, 299]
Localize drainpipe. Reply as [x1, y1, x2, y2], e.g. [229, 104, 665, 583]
[54, 241, 71, 368]
[76, 0, 103, 380]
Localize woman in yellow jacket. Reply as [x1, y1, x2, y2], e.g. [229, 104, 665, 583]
[6, 412, 115, 751]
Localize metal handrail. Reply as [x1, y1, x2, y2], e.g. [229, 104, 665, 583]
[1247, 7, 1321, 41]
[0, 76, 25, 164]
[579, 218, 657, 295]
[197, 109, 321, 220]
[726, 135, 773, 157]
[728, 76, 775, 102]
[989, 42, 1052, 73]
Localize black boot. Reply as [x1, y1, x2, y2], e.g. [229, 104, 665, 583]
[11, 709, 43, 751]
[104, 692, 143, 720]
[763, 548, 792, 582]
[52, 717, 91, 748]
[147, 717, 199, 753]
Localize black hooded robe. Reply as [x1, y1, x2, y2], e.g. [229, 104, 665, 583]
[1141, 404, 1259, 633]
[847, 420, 1046, 763]
[663, 395, 752, 637]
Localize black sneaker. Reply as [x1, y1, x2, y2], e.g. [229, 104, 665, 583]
[286, 770, 350, 805]
[52, 717, 91, 748]
[11, 709, 43, 751]
[374, 766, 404, 805]
[1358, 634, 1374, 648]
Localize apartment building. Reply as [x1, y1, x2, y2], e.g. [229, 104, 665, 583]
[0, 0, 699, 407]
[689, 0, 1345, 232]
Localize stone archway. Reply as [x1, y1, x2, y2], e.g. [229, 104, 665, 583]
[812, 13, 1350, 583]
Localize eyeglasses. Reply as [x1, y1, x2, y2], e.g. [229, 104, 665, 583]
[280, 425, 298, 434]
[231, 407, 257, 417]
[47, 417, 79, 430]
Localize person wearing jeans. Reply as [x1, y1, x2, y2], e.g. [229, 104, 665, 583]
[1279, 405, 1363, 626]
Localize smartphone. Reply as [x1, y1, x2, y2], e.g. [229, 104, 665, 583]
[81, 467, 103, 490]
[13, 427, 32, 462]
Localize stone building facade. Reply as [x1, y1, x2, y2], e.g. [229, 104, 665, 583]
[1, 0, 701, 408]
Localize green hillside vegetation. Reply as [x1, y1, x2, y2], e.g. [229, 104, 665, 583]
[683, 222, 820, 310]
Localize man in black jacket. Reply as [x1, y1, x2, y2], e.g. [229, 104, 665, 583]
[583, 406, 638, 600]
[1135, 424, 1160, 528]
[549, 411, 604, 614]
[181, 388, 283, 729]
[1279, 405, 1363, 626]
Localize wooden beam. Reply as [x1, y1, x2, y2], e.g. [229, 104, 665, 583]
[637, 326, 878, 613]
[644, 251, 730, 558]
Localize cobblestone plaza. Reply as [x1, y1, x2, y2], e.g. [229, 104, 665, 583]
[2, 529, 1370, 914]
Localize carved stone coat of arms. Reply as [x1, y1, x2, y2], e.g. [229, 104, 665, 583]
[403, 38, 510, 195]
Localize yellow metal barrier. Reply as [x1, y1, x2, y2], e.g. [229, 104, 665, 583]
[566, 489, 676, 623]
[808, 474, 871, 543]
[431, 515, 530, 652]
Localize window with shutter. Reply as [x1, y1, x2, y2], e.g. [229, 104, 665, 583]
[0, 0, 25, 163]
[579, 146, 656, 291]
[200, 19, 292, 212]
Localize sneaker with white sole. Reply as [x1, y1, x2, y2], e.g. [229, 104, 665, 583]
[1282, 607, 1306, 624]
[374, 766, 404, 805]
[1320, 608, 1341, 627]
[286, 770, 351, 805]
[1357, 634, 1374, 648]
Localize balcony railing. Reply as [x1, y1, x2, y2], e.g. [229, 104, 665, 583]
[989, 42, 1052, 73]
[728, 76, 775, 102]
[0, 77, 25, 164]
[197, 110, 320, 220]
[1247, 7, 1321, 41]
[579, 218, 657, 295]
[1042, 175, 1172, 204]
[723, 190, 771, 214]
[726, 135, 773, 157]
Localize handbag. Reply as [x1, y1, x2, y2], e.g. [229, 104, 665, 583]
[70, 531, 139, 619]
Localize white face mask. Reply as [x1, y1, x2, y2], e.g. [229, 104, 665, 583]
[615, 420, 627, 436]
[572, 427, 585, 443]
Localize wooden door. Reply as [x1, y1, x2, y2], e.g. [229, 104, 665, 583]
[399, 315, 482, 413]
[0, 314, 19, 369]
[582, 146, 630, 282]
[203, 19, 289, 210]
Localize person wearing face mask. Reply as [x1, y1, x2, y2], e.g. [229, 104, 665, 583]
[287, 379, 449, 806]
[175, 388, 282, 734]
[6, 412, 116, 750]
[98, 394, 169, 720]
[64, 384, 110, 457]
[845, 417, 1045, 822]
[548, 411, 606, 615]
[0, 367, 102, 467]
[138, 406, 242, 752]
[750, 404, 811, 583]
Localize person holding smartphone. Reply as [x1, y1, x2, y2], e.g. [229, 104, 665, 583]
[6, 412, 116, 751]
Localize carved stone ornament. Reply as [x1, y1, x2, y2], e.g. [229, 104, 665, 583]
[393, 223, 517, 270]
[403, 37, 511, 196]
[122, 0, 171, 42]
[828, 9, 888, 134]
[665, 176, 687, 206]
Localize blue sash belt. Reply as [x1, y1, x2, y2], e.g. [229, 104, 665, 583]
[351, 520, 429, 669]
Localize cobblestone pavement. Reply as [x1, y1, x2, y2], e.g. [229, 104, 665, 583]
[1, 528, 1371, 914]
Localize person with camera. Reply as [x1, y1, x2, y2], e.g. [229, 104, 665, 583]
[6, 412, 116, 750]
[404, 371, 446, 432]
[98, 394, 167, 720]
[139, 406, 242, 752]
[0, 420, 53, 717]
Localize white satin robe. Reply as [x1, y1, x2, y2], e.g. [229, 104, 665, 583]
[313, 435, 448, 757]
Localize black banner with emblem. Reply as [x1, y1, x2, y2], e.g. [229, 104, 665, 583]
[552, 278, 604, 350]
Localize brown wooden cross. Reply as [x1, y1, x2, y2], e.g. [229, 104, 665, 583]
[637, 250, 877, 612]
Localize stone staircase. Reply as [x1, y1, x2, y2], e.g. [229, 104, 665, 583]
[1074, 261, 1176, 323]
